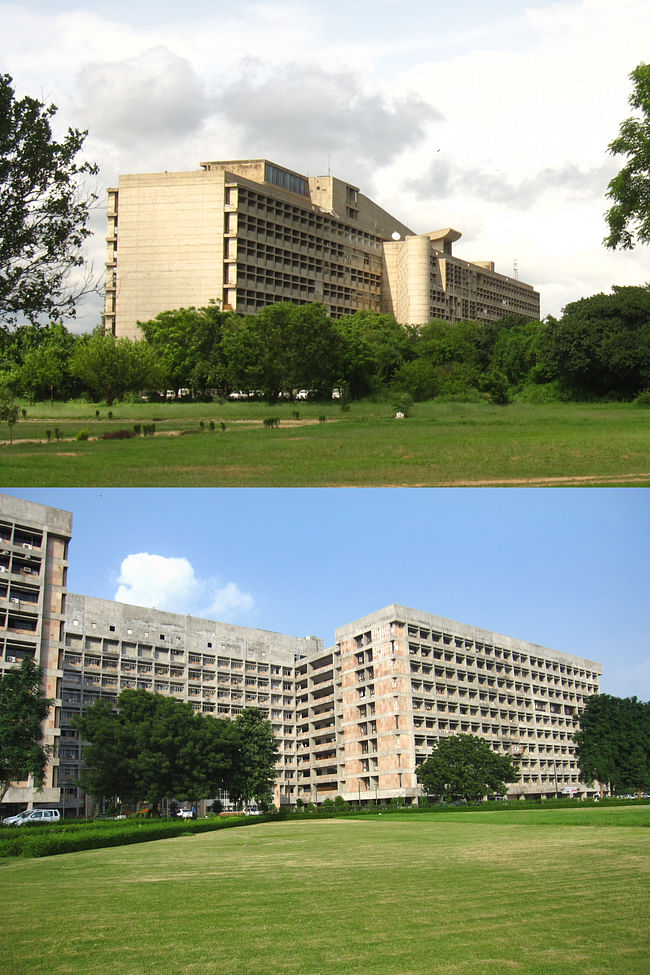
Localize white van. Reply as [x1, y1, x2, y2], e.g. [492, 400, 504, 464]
[14, 808, 60, 826]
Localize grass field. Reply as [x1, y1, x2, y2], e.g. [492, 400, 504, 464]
[2, 807, 649, 974]
[1, 399, 649, 486]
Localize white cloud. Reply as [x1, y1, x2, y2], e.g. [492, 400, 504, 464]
[216, 62, 440, 177]
[114, 552, 254, 621]
[76, 46, 210, 146]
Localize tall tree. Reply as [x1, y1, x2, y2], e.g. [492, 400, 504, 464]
[416, 734, 519, 802]
[335, 310, 411, 398]
[540, 286, 650, 399]
[0, 74, 98, 326]
[574, 694, 650, 795]
[139, 302, 229, 398]
[229, 708, 279, 810]
[15, 323, 79, 403]
[0, 658, 53, 802]
[0, 384, 20, 443]
[604, 62, 650, 249]
[75, 689, 237, 811]
[71, 328, 162, 405]
[234, 303, 341, 404]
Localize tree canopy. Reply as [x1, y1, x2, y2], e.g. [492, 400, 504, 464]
[0, 74, 98, 326]
[228, 707, 279, 810]
[540, 286, 650, 398]
[574, 694, 650, 795]
[0, 658, 53, 802]
[75, 693, 279, 812]
[416, 734, 519, 802]
[604, 63, 650, 250]
[70, 328, 162, 405]
[75, 689, 238, 811]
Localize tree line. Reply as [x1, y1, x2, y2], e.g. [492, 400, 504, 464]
[1, 287, 649, 408]
[75, 691, 279, 814]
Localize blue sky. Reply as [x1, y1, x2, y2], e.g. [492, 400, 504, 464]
[2, 0, 650, 328]
[3, 488, 648, 700]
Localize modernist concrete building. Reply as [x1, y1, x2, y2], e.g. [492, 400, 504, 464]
[0, 496, 72, 809]
[105, 159, 540, 338]
[1, 496, 601, 814]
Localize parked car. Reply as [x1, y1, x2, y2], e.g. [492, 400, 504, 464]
[2, 811, 27, 825]
[13, 809, 60, 826]
[177, 808, 194, 819]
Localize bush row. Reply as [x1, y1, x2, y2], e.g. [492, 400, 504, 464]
[0, 813, 263, 858]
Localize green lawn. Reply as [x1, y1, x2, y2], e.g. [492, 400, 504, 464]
[1, 400, 649, 486]
[1, 809, 648, 974]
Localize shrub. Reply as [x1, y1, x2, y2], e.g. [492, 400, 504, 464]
[391, 391, 414, 417]
[101, 429, 137, 440]
[263, 417, 280, 429]
[633, 389, 650, 407]
[75, 429, 90, 441]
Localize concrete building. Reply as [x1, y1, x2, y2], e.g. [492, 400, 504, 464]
[0, 496, 72, 808]
[334, 605, 602, 804]
[1, 496, 601, 814]
[105, 159, 540, 338]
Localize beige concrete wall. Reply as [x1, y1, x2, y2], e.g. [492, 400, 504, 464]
[113, 170, 226, 339]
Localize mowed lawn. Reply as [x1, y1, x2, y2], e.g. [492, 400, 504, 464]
[2, 808, 649, 975]
[1, 401, 649, 486]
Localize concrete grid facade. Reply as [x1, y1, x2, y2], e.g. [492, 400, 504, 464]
[105, 159, 540, 339]
[1, 496, 601, 813]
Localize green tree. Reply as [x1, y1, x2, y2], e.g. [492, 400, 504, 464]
[540, 286, 650, 399]
[0, 658, 53, 802]
[335, 311, 411, 398]
[139, 302, 229, 398]
[15, 323, 78, 403]
[574, 694, 650, 795]
[228, 303, 341, 404]
[491, 319, 547, 387]
[604, 63, 650, 250]
[0, 384, 19, 443]
[229, 708, 279, 810]
[416, 734, 519, 802]
[0, 74, 98, 326]
[71, 328, 162, 405]
[75, 689, 237, 812]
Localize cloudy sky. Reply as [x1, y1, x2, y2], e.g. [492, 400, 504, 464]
[3, 0, 650, 330]
[3, 488, 649, 701]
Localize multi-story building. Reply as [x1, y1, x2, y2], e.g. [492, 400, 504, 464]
[0, 496, 72, 809]
[1, 497, 601, 814]
[335, 605, 602, 804]
[60, 594, 321, 814]
[105, 158, 540, 338]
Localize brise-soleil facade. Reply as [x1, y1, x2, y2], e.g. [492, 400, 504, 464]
[1, 495, 601, 814]
[105, 159, 540, 340]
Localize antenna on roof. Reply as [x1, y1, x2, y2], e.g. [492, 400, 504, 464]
[328, 154, 331, 177]
[513, 258, 519, 280]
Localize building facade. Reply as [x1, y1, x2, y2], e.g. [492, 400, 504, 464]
[1, 497, 601, 814]
[105, 159, 540, 339]
[0, 496, 72, 808]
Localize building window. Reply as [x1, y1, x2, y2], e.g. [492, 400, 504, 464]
[264, 163, 307, 196]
